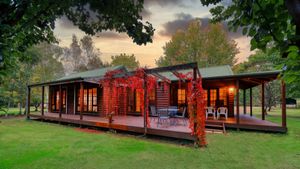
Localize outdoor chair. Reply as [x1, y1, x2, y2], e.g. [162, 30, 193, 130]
[174, 107, 187, 126]
[150, 106, 158, 122]
[157, 109, 170, 127]
[217, 107, 228, 119]
[206, 107, 216, 119]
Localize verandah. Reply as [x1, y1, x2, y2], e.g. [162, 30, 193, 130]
[98, 63, 207, 147]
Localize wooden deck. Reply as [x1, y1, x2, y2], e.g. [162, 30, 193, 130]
[29, 112, 287, 141]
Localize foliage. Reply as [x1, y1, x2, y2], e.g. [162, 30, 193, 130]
[0, 0, 154, 82]
[200, 0, 300, 83]
[156, 19, 238, 67]
[0, 43, 64, 113]
[62, 35, 105, 74]
[111, 53, 140, 70]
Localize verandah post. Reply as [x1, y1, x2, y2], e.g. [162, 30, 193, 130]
[143, 72, 148, 135]
[250, 87, 253, 116]
[80, 82, 84, 120]
[26, 86, 31, 119]
[192, 67, 198, 144]
[59, 85, 62, 118]
[41, 86, 44, 116]
[281, 80, 286, 128]
[243, 89, 246, 114]
[261, 82, 265, 120]
[236, 80, 240, 128]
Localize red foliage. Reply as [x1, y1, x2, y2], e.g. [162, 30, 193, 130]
[99, 68, 157, 127]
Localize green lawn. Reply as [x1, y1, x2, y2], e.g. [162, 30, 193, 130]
[0, 108, 300, 169]
[0, 107, 38, 116]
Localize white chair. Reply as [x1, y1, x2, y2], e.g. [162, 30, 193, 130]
[206, 107, 215, 120]
[217, 107, 228, 119]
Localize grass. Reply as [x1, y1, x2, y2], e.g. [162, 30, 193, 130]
[0, 107, 38, 116]
[0, 108, 300, 169]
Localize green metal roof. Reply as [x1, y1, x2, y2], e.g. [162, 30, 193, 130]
[199, 65, 233, 78]
[158, 65, 233, 81]
[57, 65, 127, 81]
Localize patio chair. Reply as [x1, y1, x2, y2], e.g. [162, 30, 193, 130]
[157, 109, 170, 127]
[206, 107, 216, 120]
[174, 107, 187, 126]
[150, 106, 157, 122]
[217, 107, 228, 119]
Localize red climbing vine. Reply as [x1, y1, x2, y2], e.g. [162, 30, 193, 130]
[99, 68, 157, 128]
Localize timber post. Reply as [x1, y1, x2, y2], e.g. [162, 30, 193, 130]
[143, 72, 148, 135]
[41, 86, 44, 116]
[236, 80, 240, 129]
[26, 86, 31, 120]
[281, 80, 287, 128]
[192, 67, 198, 144]
[261, 82, 265, 120]
[59, 85, 62, 118]
[250, 87, 253, 116]
[80, 82, 84, 120]
[243, 89, 246, 114]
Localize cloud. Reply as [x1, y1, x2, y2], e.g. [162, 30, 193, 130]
[159, 13, 244, 39]
[56, 16, 77, 29]
[141, 8, 152, 19]
[95, 31, 128, 39]
[144, 0, 188, 8]
[159, 13, 194, 36]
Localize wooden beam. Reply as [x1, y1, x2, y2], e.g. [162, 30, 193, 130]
[192, 67, 198, 142]
[27, 86, 31, 119]
[281, 80, 286, 128]
[151, 73, 171, 84]
[171, 71, 186, 82]
[243, 89, 246, 114]
[250, 88, 253, 116]
[236, 80, 240, 127]
[80, 82, 84, 120]
[59, 85, 62, 118]
[41, 86, 44, 116]
[261, 83, 265, 120]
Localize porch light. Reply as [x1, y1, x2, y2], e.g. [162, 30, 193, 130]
[229, 87, 235, 92]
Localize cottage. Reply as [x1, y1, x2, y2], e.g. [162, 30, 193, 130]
[27, 63, 287, 141]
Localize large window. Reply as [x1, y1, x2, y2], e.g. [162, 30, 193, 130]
[51, 88, 66, 112]
[178, 89, 186, 105]
[219, 88, 228, 106]
[77, 87, 97, 112]
[135, 89, 143, 112]
[210, 89, 217, 107]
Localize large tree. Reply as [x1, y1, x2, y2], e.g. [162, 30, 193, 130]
[0, 0, 154, 80]
[200, 0, 300, 83]
[156, 19, 238, 67]
[62, 35, 105, 74]
[111, 53, 140, 70]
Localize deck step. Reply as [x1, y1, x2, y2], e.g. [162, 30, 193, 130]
[205, 122, 226, 134]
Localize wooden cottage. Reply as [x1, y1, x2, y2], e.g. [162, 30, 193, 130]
[27, 63, 287, 141]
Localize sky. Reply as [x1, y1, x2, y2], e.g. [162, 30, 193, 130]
[54, 0, 253, 68]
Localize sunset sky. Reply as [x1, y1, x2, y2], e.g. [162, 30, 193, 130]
[54, 0, 253, 67]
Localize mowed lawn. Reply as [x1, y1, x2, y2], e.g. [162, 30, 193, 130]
[0, 108, 300, 169]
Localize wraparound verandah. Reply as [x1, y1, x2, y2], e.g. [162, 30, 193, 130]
[26, 63, 287, 142]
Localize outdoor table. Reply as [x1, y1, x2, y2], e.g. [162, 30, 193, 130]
[158, 108, 179, 125]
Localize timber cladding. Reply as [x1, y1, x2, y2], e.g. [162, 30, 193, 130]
[156, 82, 170, 109]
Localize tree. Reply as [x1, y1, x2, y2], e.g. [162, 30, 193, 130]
[62, 35, 105, 74]
[111, 53, 140, 70]
[156, 19, 238, 67]
[200, 0, 300, 84]
[81, 36, 104, 70]
[0, 0, 154, 81]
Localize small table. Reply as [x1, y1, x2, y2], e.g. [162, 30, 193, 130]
[158, 108, 179, 125]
